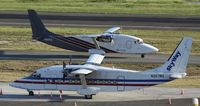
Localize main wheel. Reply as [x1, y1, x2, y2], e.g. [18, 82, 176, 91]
[28, 91, 34, 96]
[84, 95, 92, 99]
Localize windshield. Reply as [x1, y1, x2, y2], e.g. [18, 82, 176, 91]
[30, 72, 41, 78]
[134, 39, 143, 44]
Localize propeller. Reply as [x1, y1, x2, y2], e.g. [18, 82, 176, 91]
[62, 55, 73, 81]
[63, 61, 66, 70]
[62, 61, 67, 81]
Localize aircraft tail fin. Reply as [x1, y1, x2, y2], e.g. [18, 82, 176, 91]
[150, 37, 192, 76]
[28, 9, 51, 40]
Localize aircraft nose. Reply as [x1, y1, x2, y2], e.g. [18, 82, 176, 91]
[142, 43, 159, 53]
[150, 45, 159, 52]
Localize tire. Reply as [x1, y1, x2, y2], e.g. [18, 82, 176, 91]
[28, 91, 34, 96]
[84, 95, 92, 99]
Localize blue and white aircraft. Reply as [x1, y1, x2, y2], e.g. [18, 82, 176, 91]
[10, 37, 192, 99]
[28, 10, 158, 58]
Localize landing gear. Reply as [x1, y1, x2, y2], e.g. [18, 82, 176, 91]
[84, 95, 93, 99]
[141, 54, 145, 58]
[28, 91, 34, 96]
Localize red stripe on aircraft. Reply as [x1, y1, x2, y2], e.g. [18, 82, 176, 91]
[52, 35, 117, 53]
[14, 80, 157, 86]
[56, 36, 90, 50]
[68, 37, 95, 49]
[52, 36, 88, 51]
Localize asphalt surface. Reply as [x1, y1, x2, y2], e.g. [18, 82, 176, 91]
[0, 50, 200, 65]
[0, 99, 196, 106]
[0, 82, 199, 102]
[0, 11, 200, 30]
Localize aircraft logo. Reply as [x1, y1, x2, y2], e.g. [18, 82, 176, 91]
[167, 51, 181, 71]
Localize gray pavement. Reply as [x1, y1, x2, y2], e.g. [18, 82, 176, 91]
[0, 82, 199, 102]
[0, 12, 200, 31]
[0, 50, 199, 65]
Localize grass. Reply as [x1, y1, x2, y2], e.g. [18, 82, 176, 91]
[0, 60, 200, 88]
[0, 0, 200, 16]
[0, 26, 200, 55]
[159, 76, 200, 88]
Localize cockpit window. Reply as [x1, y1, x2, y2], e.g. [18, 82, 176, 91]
[30, 72, 41, 78]
[134, 39, 143, 44]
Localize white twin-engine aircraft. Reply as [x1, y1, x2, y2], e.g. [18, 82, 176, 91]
[10, 37, 192, 99]
[28, 10, 158, 58]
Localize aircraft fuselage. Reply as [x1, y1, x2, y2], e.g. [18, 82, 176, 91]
[10, 65, 172, 92]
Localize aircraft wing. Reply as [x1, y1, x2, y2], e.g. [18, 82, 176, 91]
[104, 27, 120, 34]
[79, 27, 120, 38]
[71, 50, 105, 75]
[71, 69, 93, 75]
[86, 54, 104, 65]
[79, 34, 101, 38]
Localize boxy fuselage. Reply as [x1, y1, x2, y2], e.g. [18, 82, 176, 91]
[10, 64, 173, 92]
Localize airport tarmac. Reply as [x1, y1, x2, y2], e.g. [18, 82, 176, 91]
[0, 82, 199, 102]
[0, 50, 200, 65]
[0, 11, 200, 31]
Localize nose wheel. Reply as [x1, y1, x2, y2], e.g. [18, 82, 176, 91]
[84, 95, 93, 99]
[28, 91, 34, 96]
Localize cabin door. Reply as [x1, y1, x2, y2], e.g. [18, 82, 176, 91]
[117, 76, 125, 91]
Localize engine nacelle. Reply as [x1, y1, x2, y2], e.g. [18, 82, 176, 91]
[77, 87, 100, 95]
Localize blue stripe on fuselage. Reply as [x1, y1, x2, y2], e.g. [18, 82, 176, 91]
[23, 77, 172, 82]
